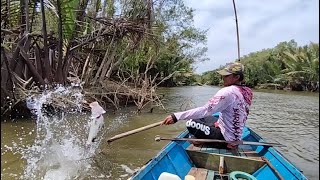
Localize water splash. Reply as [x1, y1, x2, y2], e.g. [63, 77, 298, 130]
[15, 85, 105, 179]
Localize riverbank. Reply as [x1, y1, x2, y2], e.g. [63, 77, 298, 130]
[1, 80, 162, 120]
[1, 83, 319, 120]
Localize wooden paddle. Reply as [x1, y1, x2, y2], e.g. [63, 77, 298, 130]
[155, 136, 286, 147]
[106, 121, 163, 143]
[262, 157, 285, 180]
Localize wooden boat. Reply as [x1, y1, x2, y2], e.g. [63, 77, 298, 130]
[129, 126, 307, 180]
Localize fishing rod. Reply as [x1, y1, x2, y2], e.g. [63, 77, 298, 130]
[232, 0, 241, 62]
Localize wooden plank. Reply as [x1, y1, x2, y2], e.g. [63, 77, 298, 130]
[200, 146, 216, 168]
[237, 147, 247, 157]
[242, 150, 260, 156]
[193, 144, 242, 157]
[237, 147, 262, 160]
[186, 150, 265, 174]
[188, 143, 222, 154]
[188, 167, 197, 176]
[187, 168, 208, 180]
[196, 168, 208, 180]
[206, 170, 215, 180]
[242, 150, 262, 160]
[237, 144, 262, 160]
[190, 143, 259, 160]
[230, 148, 240, 156]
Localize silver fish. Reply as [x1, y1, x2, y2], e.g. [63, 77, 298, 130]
[87, 101, 106, 145]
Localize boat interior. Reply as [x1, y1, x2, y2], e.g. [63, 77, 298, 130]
[131, 126, 305, 180]
[186, 143, 266, 180]
[181, 126, 292, 180]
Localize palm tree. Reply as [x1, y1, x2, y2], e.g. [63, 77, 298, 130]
[281, 43, 319, 91]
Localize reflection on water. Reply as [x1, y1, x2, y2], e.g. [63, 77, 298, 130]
[1, 86, 319, 179]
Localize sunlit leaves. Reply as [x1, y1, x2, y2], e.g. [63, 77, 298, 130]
[60, 0, 78, 39]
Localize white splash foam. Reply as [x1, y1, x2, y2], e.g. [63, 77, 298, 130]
[13, 84, 106, 179]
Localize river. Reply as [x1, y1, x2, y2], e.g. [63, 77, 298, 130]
[1, 86, 319, 179]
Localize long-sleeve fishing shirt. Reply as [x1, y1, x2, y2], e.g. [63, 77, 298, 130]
[172, 85, 253, 142]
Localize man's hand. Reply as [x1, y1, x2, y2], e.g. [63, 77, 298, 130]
[161, 115, 175, 125]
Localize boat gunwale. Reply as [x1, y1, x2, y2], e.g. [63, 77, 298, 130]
[247, 127, 308, 179]
[130, 130, 190, 179]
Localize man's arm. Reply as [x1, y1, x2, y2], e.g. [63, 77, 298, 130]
[162, 88, 235, 125]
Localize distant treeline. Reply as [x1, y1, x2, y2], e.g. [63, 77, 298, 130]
[199, 40, 319, 92]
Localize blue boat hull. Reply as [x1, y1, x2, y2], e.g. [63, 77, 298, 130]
[130, 127, 307, 180]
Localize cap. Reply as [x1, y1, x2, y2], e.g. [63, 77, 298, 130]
[217, 62, 244, 76]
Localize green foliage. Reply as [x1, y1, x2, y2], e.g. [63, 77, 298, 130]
[200, 40, 319, 91]
[60, 0, 78, 39]
[118, 0, 207, 87]
[201, 70, 221, 85]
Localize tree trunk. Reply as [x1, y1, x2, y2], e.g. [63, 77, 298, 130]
[106, 43, 130, 79]
[93, 38, 115, 83]
[62, 0, 90, 84]
[19, 45, 46, 86]
[99, 45, 117, 82]
[24, 0, 30, 33]
[34, 44, 43, 77]
[29, 0, 38, 32]
[40, 0, 52, 82]
[1, 47, 15, 103]
[55, 0, 64, 83]
[19, 0, 26, 35]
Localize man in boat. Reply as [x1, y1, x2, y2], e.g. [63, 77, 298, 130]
[161, 62, 253, 149]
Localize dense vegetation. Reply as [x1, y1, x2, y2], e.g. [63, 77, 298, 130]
[1, 0, 208, 116]
[200, 40, 319, 92]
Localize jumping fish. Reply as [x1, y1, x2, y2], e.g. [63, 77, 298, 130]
[87, 101, 106, 145]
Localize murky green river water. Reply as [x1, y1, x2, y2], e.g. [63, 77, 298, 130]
[1, 86, 319, 179]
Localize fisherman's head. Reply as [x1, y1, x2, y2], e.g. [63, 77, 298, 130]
[217, 62, 244, 86]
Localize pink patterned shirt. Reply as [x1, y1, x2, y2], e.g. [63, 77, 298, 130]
[173, 85, 253, 141]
